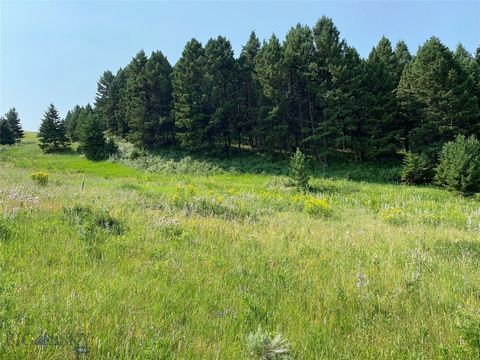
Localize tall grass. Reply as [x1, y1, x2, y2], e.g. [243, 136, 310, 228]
[0, 134, 479, 359]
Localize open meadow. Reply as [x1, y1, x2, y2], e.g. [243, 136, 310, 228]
[0, 133, 479, 359]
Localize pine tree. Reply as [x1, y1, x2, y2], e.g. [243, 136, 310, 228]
[64, 105, 83, 141]
[66, 104, 95, 142]
[204, 36, 237, 150]
[95, 70, 116, 133]
[360, 37, 400, 159]
[289, 148, 309, 191]
[254, 34, 288, 153]
[283, 24, 316, 153]
[397, 37, 480, 158]
[78, 112, 108, 160]
[124, 50, 149, 146]
[4, 108, 24, 143]
[393, 40, 412, 81]
[145, 50, 174, 147]
[38, 104, 70, 153]
[237, 31, 261, 149]
[172, 39, 208, 148]
[0, 117, 15, 145]
[434, 135, 480, 195]
[309, 17, 347, 162]
[331, 44, 364, 160]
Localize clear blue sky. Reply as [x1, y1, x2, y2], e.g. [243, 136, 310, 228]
[1, 1, 479, 131]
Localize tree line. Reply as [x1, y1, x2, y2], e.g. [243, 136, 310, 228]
[68, 16, 477, 164]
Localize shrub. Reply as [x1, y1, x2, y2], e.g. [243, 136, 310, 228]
[303, 196, 332, 218]
[246, 326, 291, 360]
[434, 135, 480, 196]
[400, 151, 432, 184]
[0, 219, 11, 241]
[31, 172, 49, 186]
[289, 148, 309, 192]
[63, 205, 124, 236]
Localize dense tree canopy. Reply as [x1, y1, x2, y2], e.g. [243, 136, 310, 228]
[84, 17, 479, 162]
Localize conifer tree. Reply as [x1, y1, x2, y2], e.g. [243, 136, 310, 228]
[237, 31, 261, 148]
[38, 104, 70, 153]
[145, 50, 174, 147]
[393, 40, 412, 81]
[112, 68, 129, 137]
[204, 36, 237, 149]
[124, 50, 149, 146]
[78, 112, 109, 160]
[254, 35, 288, 153]
[95, 70, 116, 133]
[397, 37, 480, 158]
[172, 39, 208, 148]
[4, 108, 24, 142]
[64, 105, 81, 141]
[0, 117, 15, 145]
[289, 148, 309, 191]
[361, 37, 400, 159]
[309, 17, 345, 161]
[283, 24, 316, 152]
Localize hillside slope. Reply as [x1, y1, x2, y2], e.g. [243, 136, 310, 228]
[0, 135, 479, 359]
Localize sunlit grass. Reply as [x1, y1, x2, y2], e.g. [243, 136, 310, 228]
[0, 134, 479, 359]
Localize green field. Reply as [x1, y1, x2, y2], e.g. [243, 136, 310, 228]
[0, 133, 479, 359]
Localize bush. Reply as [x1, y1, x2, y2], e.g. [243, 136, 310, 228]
[400, 151, 433, 185]
[303, 196, 332, 218]
[0, 220, 11, 241]
[31, 172, 49, 186]
[289, 148, 309, 192]
[246, 326, 291, 360]
[63, 205, 124, 237]
[434, 135, 480, 196]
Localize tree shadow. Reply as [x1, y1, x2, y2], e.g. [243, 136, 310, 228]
[147, 146, 402, 184]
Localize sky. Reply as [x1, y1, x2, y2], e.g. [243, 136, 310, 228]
[1, 1, 479, 131]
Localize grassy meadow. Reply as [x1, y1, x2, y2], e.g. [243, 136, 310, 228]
[0, 133, 479, 359]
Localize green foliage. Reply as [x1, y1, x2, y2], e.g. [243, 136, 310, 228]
[434, 135, 480, 196]
[76, 19, 479, 168]
[38, 104, 70, 153]
[379, 208, 408, 225]
[400, 151, 432, 184]
[0, 117, 15, 145]
[302, 196, 332, 217]
[78, 112, 114, 161]
[246, 326, 291, 360]
[64, 205, 124, 236]
[64, 104, 94, 142]
[289, 148, 309, 191]
[0, 219, 11, 241]
[173, 39, 208, 148]
[31, 171, 49, 186]
[397, 38, 480, 159]
[2, 137, 480, 358]
[4, 108, 24, 143]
